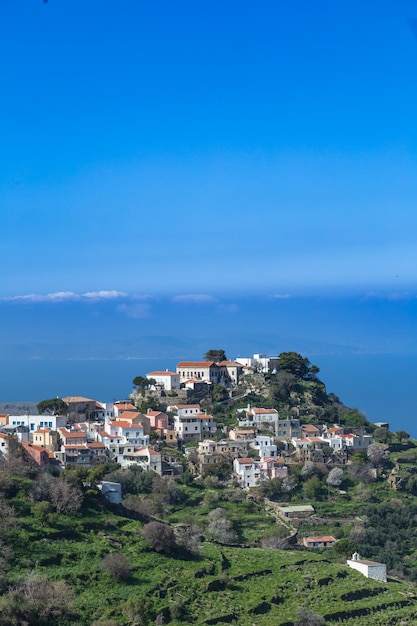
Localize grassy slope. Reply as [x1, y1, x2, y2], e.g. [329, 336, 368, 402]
[7, 491, 417, 626]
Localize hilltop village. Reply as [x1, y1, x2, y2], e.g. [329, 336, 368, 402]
[1, 352, 378, 487]
[2, 351, 417, 625]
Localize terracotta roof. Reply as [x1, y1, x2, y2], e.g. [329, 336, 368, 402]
[34, 427, 52, 434]
[252, 408, 278, 414]
[236, 458, 255, 464]
[305, 536, 335, 543]
[110, 420, 135, 430]
[63, 444, 88, 450]
[22, 442, 46, 453]
[115, 411, 140, 420]
[177, 361, 215, 367]
[303, 425, 320, 432]
[337, 434, 357, 439]
[87, 442, 105, 449]
[114, 402, 136, 410]
[64, 431, 87, 439]
[147, 371, 178, 376]
[196, 414, 213, 420]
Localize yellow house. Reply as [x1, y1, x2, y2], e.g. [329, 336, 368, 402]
[32, 427, 57, 451]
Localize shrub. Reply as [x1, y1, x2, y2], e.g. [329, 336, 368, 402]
[101, 552, 132, 581]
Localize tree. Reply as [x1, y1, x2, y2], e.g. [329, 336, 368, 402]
[301, 461, 315, 479]
[258, 477, 282, 499]
[367, 443, 389, 468]
[204, 349, 227, 362]
[37, 397, 68, 415]
[373, 427, 392, 445]
[326, 467, 344, 488]
[202, 460, 232, 482]
[332, 537, 358, 558]
[395, 430, 410, 443]
[207, 508, 237, 544]
[303, 476, 324, 500]
[132, 376, 153, 391]
[277, 352, 319, 380]
[141, 521, 176, 554]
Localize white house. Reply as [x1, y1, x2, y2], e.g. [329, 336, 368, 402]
[233, 458, 260, 488]
[251, 435, 277, 459]
[176, 361, 243, 386]
[235, 354, 279, 373]
[108, 420, 149, 447]
[233, 457, 287, 488]
[9, 414, 66, 433]
[146, 371, 180, 391]
[95, 402, 114, 421]
[173, 412, 217, 442]
[238, 407, 279, 428]
[113, 446, 162, 473]
[168, 404, 201, 418]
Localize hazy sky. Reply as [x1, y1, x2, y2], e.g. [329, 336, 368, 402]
[2, 0, 417, 297]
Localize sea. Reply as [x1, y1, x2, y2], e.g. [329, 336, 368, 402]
[0, 353, 416, 437]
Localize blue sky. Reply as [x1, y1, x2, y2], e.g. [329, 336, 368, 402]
[1, 0, 417, 361]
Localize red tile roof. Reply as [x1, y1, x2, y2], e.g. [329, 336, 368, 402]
[177, 361, 215, 367]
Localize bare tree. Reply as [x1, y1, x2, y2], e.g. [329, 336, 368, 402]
[0, 572, 75, 624]
[142, 522, 176, 554]
[30, 473, 83, 514]
[207, 508, 237, 544]
[175, 524, 202, 554]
